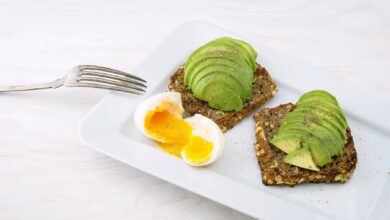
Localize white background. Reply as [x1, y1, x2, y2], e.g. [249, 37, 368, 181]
[0, 0, 389, 219]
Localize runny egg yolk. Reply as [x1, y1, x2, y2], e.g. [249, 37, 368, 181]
[183, 136, 213, 164]
[144, 101, 191, 145]
[144, 101, 213, 163]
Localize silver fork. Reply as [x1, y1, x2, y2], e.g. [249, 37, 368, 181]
[0, 65, 147, 95]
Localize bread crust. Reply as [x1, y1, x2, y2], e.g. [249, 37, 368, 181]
[168, 64, 277, 132]
[253, 103, 358, 186]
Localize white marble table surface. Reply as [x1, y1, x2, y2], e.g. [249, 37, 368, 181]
[0, 0, 389, 219]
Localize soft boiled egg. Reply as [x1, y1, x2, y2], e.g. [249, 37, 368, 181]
[134, 92, 224, 166]
[182, 114, 224, 166]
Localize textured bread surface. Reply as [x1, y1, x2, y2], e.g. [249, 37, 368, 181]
[168, 64, 277, 132]
[253, 103, 357, 186]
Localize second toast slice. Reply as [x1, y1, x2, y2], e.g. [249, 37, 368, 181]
[253, 103, 358, 186]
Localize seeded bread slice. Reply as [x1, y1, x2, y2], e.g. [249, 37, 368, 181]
[253, 103, 357, 186]
[168, 64, 277, 132]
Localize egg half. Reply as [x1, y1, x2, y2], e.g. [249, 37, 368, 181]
[134, 92, 224, 166]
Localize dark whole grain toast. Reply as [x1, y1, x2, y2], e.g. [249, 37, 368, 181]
[253, 103, 357, 186]
[168, 64, 277, 132]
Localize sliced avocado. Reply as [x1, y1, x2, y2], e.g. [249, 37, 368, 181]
[281, 126, 340, 158]
[183, 37, 258, 112]
[214, 38, 256, 72]
[309, 124, 341, 157]
[283, 146, 320, 171]
[279, 115, 342, 157]
[192, 66, 248, 102]
[291, 107, 347, 152]
[185, 50, 253, 87]
[184, 41, 217, 85]
[272, 123, 313, 141]
[188, 59, 252, 100]
[298, 96, 337, 106]
[193, 74, 242, 111]
[298, 90, 338, 105]
[185, 41, 240, 69]
[270, 133, 302, 153]
[184, 40, 228, 63]
[280, 110, 320, 127]
[307, 142, 332, 167]
[185, 54, 253, 88]
[280, 111, 344, 155]
[217, 37, 257, 61]
[272, 90, 348, 168]
[277, 125, 332, 166]
[316, 126, 344, 156]
[185, 39, 256, 84]
[297, 99, 346, 122]
[192, 71, 247, 102]
[184, 41, 239, 85]
[291, 108, 347, 143]
[297, 101, 347, 128]
[201, 81, 243, 111]
[234, 39, 258, 60]
[187, 57, 251, 87]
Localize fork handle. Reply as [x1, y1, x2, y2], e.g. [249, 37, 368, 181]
[0, 78, 65, 92]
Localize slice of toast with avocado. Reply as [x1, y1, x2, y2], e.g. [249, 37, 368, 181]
[168, 37, 277, 132]
[169, 63, 276, 132]
[253, 90, 357, 186]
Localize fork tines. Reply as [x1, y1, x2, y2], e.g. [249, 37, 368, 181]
[77, 65, 147, 95]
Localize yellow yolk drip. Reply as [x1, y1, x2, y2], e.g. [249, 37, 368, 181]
[155, 142, 183, 157]
[144, 102, 191, 144]
[183, 136, 213, 164]
[144, 102, 214, 161]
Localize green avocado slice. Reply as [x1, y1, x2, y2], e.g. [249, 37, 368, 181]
[233, 39, 257, 60]
[216, 37, 257, 60]
[187, 58, 252, 100]
[283, 146, 320, 171]
[298, 96, 338, 106]
[191, 70, 247, 102]
[201, 80, 243, 111]
[184, 38, 256, 86]
[277, 124, 332, 166]
[270, 133, 302, 154]
[292, 108, 347, 145]
[184, 41, 216, 85]
[281, 109, 345, 142]
[192, 72, 244, 109]
[298, 90, 339, 105]
[187, 57, 251, 87]
[296, 101, 347, 128]
[307, 142, 332, 167]
[279, 115, 343, 156]
[184, 41, 237, 85]
[185, 50, 253, 87]
[214, 38, 257, 72]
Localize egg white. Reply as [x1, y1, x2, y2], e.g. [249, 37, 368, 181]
[134, 92, 184, 142]
[134, 92, 225, 166]
[182, 114, 225, 166]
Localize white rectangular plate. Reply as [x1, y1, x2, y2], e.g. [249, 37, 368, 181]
[79, 22, 390, 220]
